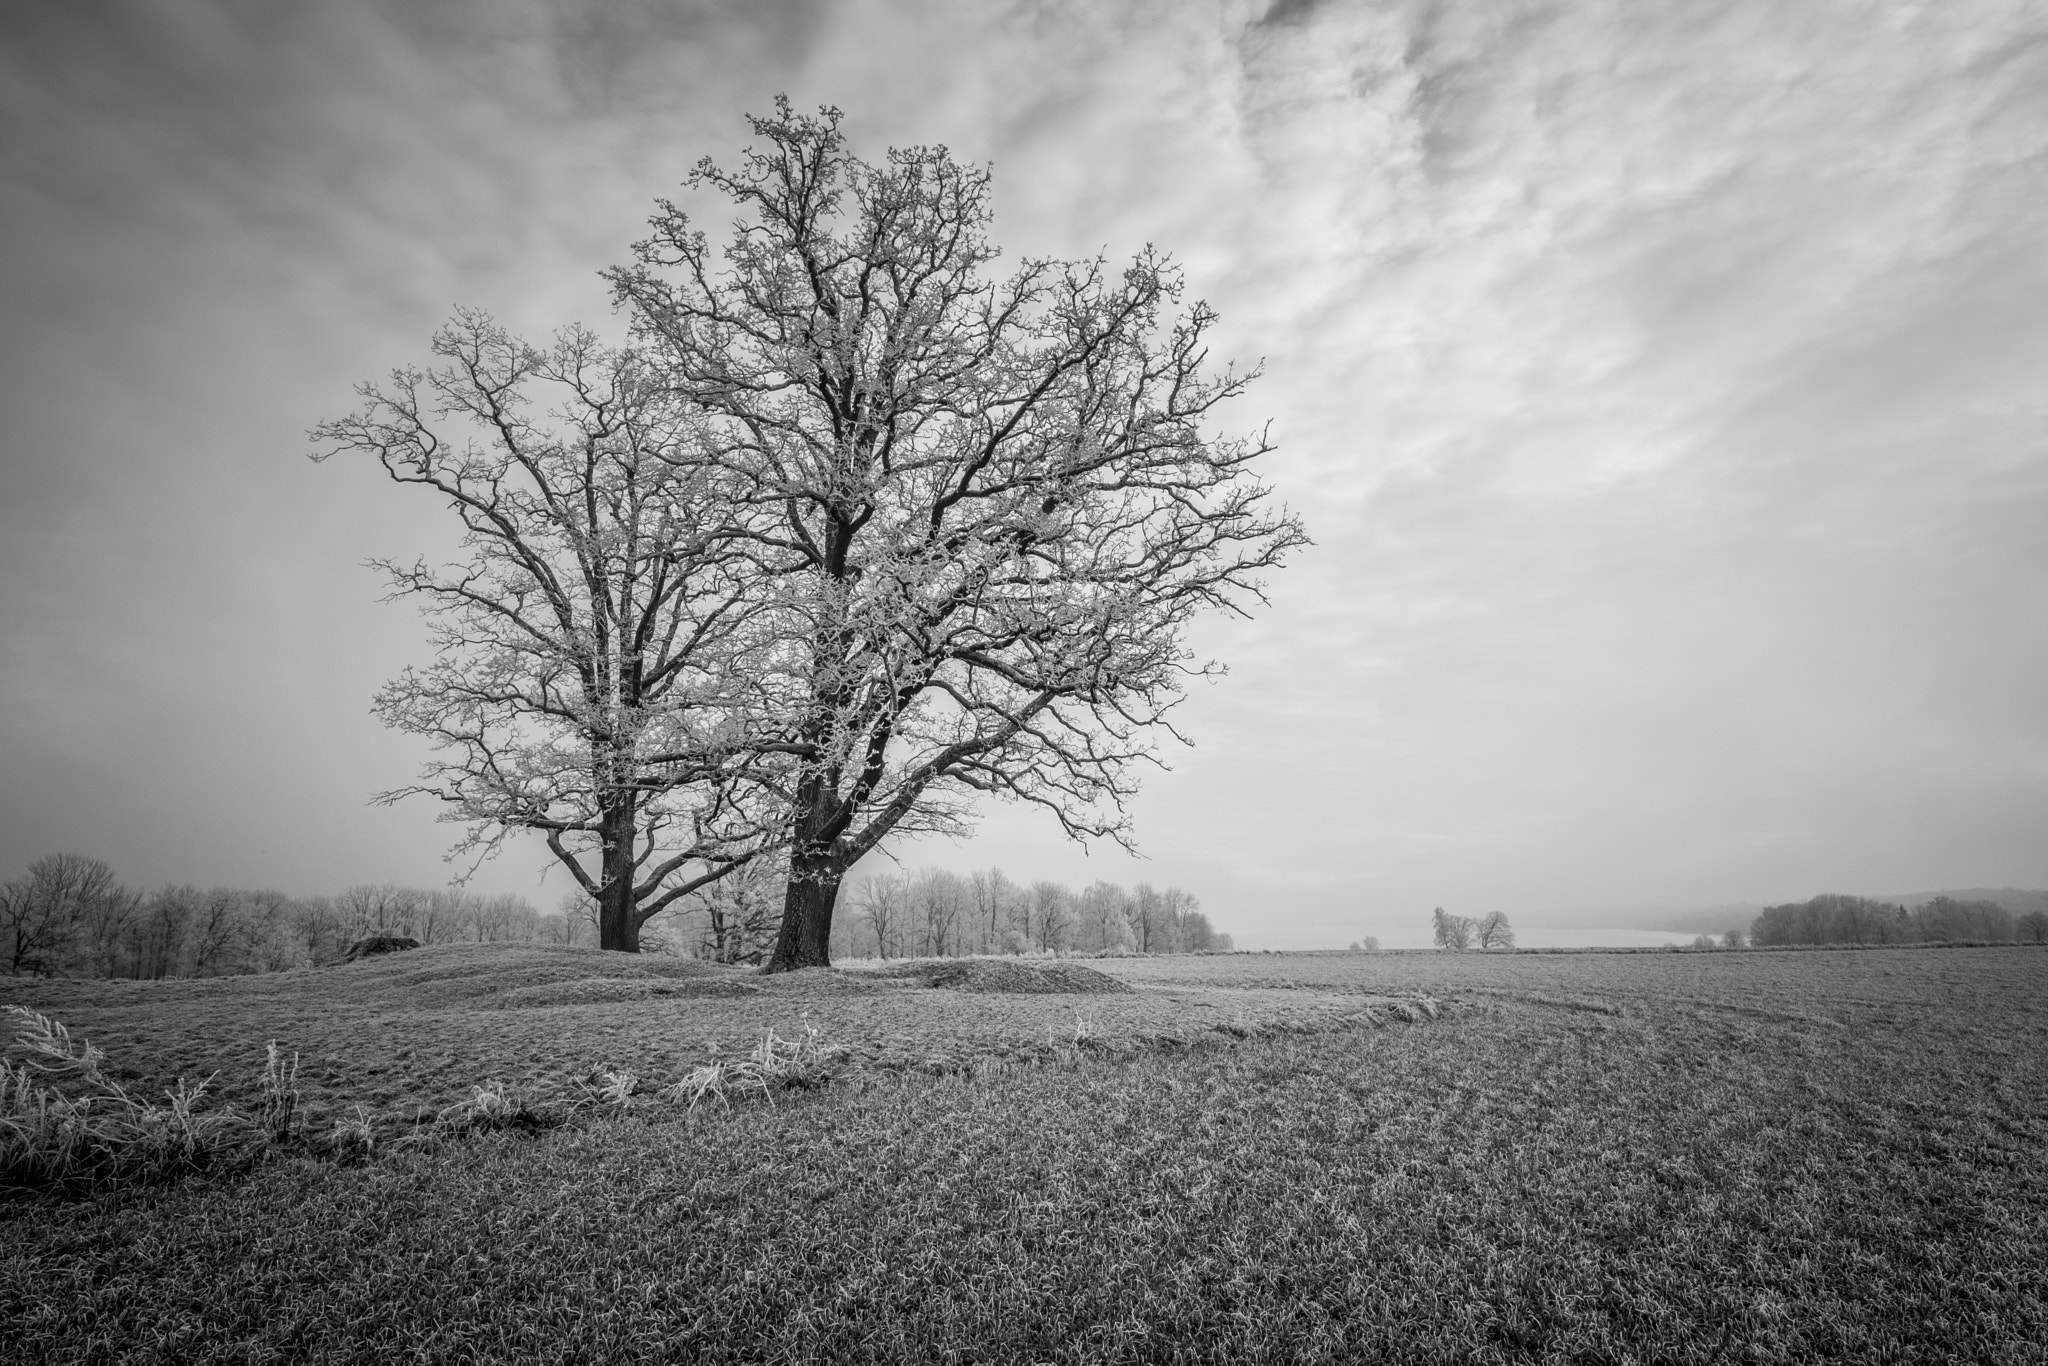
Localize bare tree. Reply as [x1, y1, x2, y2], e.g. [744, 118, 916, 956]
[606, 102, 1306, 970]
[2, 854, 124, 976]
[75, 882, 143, 977]
[968, 868, 1018, 956]
[185, 889, 252, 977]
[907, 867, 966, 957]
[1021, 880, 1068, 954]
[687, 855, 785, 963]
[1132, 884, 1167, 953]
[334, 885, 427, 940]
[485, 893, 543, 943]
[1161, 887, 1207, 952]
[854, 872, 905, 959]
[315, 316, 779, 950]
[1476, 911, 1515, 951]
[277, 895, 345, 966]
[1080, 881, 1136, 954]
[415, 889, 472, 945]
[130, 886, 199, 979]
[1432, 906, 1475, 953]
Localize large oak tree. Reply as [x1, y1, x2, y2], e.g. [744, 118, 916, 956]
[606, 102, 1306, 970]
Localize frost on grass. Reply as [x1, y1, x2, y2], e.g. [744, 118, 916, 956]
[866, 959, 1136, 994]
[657, 1025, 852, 1114]
[1, 1006, 269, 1194]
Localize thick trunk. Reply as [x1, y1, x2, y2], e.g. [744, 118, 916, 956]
[597, 796, 640, 952]
[766, 853, 844, 971]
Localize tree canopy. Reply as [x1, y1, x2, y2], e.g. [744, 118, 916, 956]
[313, 318, 775, 950]
[606, 101, 1305, 968]
[321, 101, 1303, 965]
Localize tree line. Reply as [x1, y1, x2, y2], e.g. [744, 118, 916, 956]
[2, 852, 1234, 977]
[666, 862, 1229, 964]
[1750, 894, 2048, 947]
[828, 868, 1227, 963]
[0, 853, 571, 979]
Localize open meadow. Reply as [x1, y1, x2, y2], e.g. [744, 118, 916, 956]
[5, 944, 2045, 1363]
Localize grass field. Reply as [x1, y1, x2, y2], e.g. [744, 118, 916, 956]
[4, 945, 2044, 1362]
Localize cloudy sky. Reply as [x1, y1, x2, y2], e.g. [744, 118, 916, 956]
[3, 0, 2044, 947]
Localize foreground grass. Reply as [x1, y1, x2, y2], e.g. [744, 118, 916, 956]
[5, 953, 2044, 1363]
[0, 945, 1372, 1130]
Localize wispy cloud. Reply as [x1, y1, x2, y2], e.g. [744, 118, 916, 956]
[1, 0, 2043, 940]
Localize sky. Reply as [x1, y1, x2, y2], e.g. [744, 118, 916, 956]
[3, 0, 2045, 948]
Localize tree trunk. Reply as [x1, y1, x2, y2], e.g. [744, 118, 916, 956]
[766, 853, 843, 971]
[597, 794, 640, 952]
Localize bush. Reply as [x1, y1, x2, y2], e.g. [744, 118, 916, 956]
[343, 933, 422, 962]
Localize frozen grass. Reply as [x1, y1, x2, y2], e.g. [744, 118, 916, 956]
[3, 947, 2043, 1361]
[0, 944, 1399, 1130]
[0, 1007, 270, 1193]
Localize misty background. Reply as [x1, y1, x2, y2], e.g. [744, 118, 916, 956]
[3, 0, 2045, 948]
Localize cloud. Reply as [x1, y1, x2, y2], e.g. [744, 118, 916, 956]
[2, 0, 2044, 942]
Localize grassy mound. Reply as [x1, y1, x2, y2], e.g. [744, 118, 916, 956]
[867, 958, 1136, 994]
[494, 977, 763, 1009]
[314, 942, 738, 1011]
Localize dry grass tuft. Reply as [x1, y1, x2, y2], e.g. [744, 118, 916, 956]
[1, 1006, 267, 1194]
[659, 1024, 852, 1113]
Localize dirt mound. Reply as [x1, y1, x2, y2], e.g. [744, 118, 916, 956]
[866, 958, 1135, 994]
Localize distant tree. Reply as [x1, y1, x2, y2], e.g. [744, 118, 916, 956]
[1027, 881, 1074, 953]
[541, 893, 600, 948]
[1132, 885, 1170, 953]
[1754, 893, 2021, 947]
[1476, 912, 1515, 951]
[606, 101, 1305, 970]
[1722, 929, 1748, 950]
[3, 855, 124, 976]
[968, 869, 1019, 957]
[1176, 904, 1224, 952]
[854, 873, 906, 960]
[1079, 881, 1135, 955]
[333, 885, 427, 941]
[1432, 906, 1474, 953]
[129, 886, 199, 978]
[315, 315, 774, 953]
[907, 868, 968, 958]
[1915, 896, 2017, 943]
[687, 856, 786, 964]
[290, 896, 348, 964]
[413, 889, 473, 946]
[2019, 910, 2048, 945]
[184, 889, 250, 977]
[1160, 888, 1207, 952]
[1100, 899, 1139, 955]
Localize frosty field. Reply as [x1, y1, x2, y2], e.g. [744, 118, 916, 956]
[4, 945, 2044, 1363]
